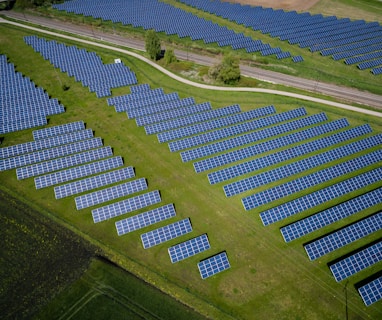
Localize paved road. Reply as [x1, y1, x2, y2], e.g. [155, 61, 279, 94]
[1, 12, 382, 117]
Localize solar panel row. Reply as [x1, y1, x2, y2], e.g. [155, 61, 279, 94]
[54, 166, 135, 199]
[197, 252, 231, 279]
[123, 93, 180, 115]
[115, 203, 176, 236]
[168, 234, 211, 263]
[16, 146, 113, 180]
[260, 165, 382, 226]
[304, 212, 382, 261]
[92, 190, 161, 223]
[206, 118, 354, 180]
[1, 137, 103, 171]
[35, 156, 124, 189]
[0, 129, 93, 159]
[33, 120, 85, 140]
[169, 105, 277, 152]
[141, 218, 193, 249]
[330, 241, 382, 282]
[358, 276, 382, 306]
[75, 177, 147, 210]
[280, 187, 382, 243]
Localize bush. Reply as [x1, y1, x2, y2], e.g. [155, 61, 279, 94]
[145, 30, 161, 61]
[208, 54, 240, 84]
[164, 48, 177, 65]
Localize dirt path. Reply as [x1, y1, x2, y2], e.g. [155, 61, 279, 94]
[224, 0, 321, 11]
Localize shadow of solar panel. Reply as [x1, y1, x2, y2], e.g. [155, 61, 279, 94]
[227, 133, 382, 198]
[197, 252, 231, 279]
[305, 212, 382, 261]
[75, 178, 147, 210]
[92, 190, 161, 223]
[141, 218, 192, 249]
[168, 234, 210, 263]
[115, 203, 176, 236]
[0, 129, 94, 159]
[330, 241, 382, 282]
[54, 166, 135, 199]
[280, 187, 382, 243]
[33, 121, 85, 140]
[35, 156, 123, 189]
[1, 137, 103, 171]
[169, 105, 276, 152]
[16, 146, 113, 180]
[358, 276, 382, 306]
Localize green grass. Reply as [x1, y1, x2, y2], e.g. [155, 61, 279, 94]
[1, 23, 382, 320]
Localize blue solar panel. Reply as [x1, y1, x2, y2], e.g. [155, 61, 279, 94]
[0, 129, 93, 159]
[330, 241, 382, 282]
[358, 276, 382, 306]
[206, 119, 355, 180]
[35, 156, 123, 189]
[280, 187, 382, 243]
[242, 149, 382, 211]
[261, 162, 382, 226]
[75, 178, 147, 210]
[92, 190, 161, 223]
[1, 137, 103, 171]
[54, 166, 135, 199]
[115, 203, 176, 235]
[169, 105, 276, 152]
[140, 218, 193, 249]
[226, 134, 382, 197]
[32, 121, 85, 140]
[168, 234, 211, 263]
[16, 146, 113, 180]
[197, 252, 231, 279]
[124, 93, 180, 115]
[304, 212, 382, 261]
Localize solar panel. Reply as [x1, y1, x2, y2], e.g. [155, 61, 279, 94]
[54, 166, 135, 199]
[329, 241, 382, 282]
[1, 137, 103, 171]
[205, 118, 354, 179]
[140, 218, 193, 249]
[304, 212, 382, 261]
[280, 187, 382, 243]
[115, 203, 176, 235]
[168, 234, 211, 263]
[0, 129, 93, 159]
[261, 166, 382, 226]
[197, 252, 231, 279]
[92, 190, 161, 223]
[358, 276, 382, 306]
[35, 156, 123, 189]
[227, 134, 382, 197]
[242, 149, 382, 211]
[75, 178, 147, 210]
[32, 121, 85, 140]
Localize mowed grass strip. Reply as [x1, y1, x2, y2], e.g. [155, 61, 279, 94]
[0, 24, 382, 319]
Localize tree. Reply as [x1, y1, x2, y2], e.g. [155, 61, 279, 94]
[145, 30, 161, 61]
[164, 48, 177, 65]
[208, 54, 240, 84]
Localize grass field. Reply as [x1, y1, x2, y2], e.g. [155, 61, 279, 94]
[1, 4, 382, 320]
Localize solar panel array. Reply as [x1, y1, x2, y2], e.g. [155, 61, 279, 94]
[75, 178, 148, 210]
[24, 36, 137, 97]
[304, 212, 382, 261]
[0, 54, 64, 135]
[178, 0, 382, 74]
[92, 190, 161, 223]
[141, 218, 193, 249]
[115, 204, 176, 236]
[168, 234, 211, 263]
[52, 0, 297, 61]
[358, 276, 382, 306]
[329, 241, 382, 282]
[197, 252, 231, 279]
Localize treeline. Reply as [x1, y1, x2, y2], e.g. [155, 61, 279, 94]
[12, 0, 64, 8]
